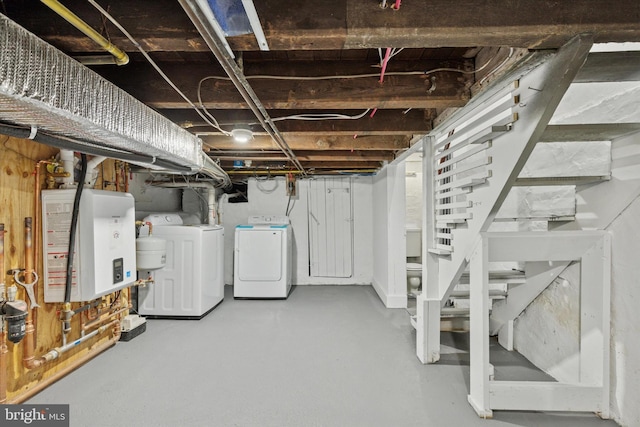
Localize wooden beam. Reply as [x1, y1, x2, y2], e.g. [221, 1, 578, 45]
[210, 150, 395, 161]
[202, 134, 411, 150]
[10, 0, 640, 52]
[237, 0, 640, 50]
[96, 63, 471, 110]
[4, 0, 204, 52]
[163, 108, 435, 135]
[220, 161, 383, 169]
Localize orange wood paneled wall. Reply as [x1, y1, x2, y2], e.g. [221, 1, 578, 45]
[1, 135, 127, 402]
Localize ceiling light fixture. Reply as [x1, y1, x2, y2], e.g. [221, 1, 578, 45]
[231, 127, 253, 143]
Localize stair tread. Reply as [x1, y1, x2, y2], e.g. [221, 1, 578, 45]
[459, 269, 524, 280]
[450, 289, 507, 298]
[514, 175, 610, 186]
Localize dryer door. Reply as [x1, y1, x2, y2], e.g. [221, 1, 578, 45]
[237, 229, 283, 281]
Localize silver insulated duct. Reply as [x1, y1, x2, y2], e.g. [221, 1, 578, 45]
[0, 14, 206, 172]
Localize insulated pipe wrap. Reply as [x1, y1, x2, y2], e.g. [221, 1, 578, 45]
[0, 14, 203, 170]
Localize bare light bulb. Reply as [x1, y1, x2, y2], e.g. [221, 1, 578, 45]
[231, 127, 253, 143]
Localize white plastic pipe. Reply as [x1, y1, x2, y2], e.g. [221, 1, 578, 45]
[85, 156, 107, 187]
[59, 149, 75, 188]
[207, 187, 216, 224]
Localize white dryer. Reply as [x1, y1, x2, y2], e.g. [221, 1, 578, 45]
[138, 213, 224, 319]
[234, 215, 292, 299]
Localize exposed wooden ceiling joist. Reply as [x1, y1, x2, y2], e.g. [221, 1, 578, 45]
[203, 134, 411, 151]
[95, 63, 472, 110]
[162, 109, 435, 135]
[4, 0, 640, 178]
[13, 0, 640, 52]
[220, 161, 383, 170]
[212, 150, 395, 162]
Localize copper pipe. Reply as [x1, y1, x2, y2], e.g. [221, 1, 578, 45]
[0, 224, 6, 403]
[24, 217, 33, 285]
[22, 218, 39, 369]
[0, 223, 5, 298]
[32, 160, 54, 350]
[8, 321, 121, 403]
[82, 304, 130, 332]
[22, 320, 40, 369]
[33, 160, 55, 288]
[0, 331, 7, 404]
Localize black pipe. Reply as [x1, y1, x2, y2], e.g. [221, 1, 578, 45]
[63, 153, 87, 306]
[0, 122, 194, 173]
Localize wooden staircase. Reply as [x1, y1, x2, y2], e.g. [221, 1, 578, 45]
[411, 34, 614, 418]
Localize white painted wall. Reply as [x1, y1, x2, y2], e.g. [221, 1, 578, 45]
[372, 164, 408, 308]
[405, 154, 423, 228]
[219, 176, 373, 286]
[129, 173, 182, 219]
[372, 168, 389, 301]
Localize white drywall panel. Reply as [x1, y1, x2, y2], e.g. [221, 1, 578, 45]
[372, 168, 389, 302]
[405, 154, 423, 228]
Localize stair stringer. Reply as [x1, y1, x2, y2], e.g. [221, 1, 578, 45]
[416, 34, 594, 364]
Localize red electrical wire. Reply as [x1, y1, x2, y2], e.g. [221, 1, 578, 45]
[393, 0, 401, 9]
[379, 47, 392, 83]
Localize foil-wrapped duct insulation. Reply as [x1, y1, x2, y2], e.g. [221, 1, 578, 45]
[0, 14, 203, 171]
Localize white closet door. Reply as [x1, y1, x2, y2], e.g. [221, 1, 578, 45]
[308, 177, 353, 278]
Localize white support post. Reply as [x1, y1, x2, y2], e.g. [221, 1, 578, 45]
[579, 234, 611, 419]
[497, 319, 514, 351]
[417, 136, 442, 364]
[467, 236, 493, 418]
[416, 294, 442, 363]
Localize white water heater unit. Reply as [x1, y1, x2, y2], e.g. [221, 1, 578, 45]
[42, 189, 136, 302]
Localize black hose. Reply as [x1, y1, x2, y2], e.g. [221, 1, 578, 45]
[64, 153, 88, 304]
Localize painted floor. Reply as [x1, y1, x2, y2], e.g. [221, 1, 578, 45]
[28, 285, 617, 427]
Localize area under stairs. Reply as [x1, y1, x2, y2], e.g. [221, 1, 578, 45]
[408, 269, 525, 331]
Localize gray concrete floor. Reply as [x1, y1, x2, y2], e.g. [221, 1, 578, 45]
[28, 286, 616, 427]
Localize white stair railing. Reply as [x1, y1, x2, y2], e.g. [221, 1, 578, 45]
[417, 34, 594, 364]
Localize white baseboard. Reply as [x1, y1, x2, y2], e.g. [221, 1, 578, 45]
[372, 278, 407, 308]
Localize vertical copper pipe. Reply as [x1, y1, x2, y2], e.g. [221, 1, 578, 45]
[33, 160, 54, 350]
[22, 218, 39, 369]
[24, 218, 33, 283]
[0, 223, 5, 294]
[0, 223, 7, 403]
[0, 331, 7, 404]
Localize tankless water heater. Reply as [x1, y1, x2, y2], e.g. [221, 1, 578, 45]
[42, 189, 136, 302]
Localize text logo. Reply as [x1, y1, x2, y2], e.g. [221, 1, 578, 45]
[1, 405, 69, 426]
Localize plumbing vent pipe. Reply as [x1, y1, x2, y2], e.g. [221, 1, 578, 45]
[0, 14, 213, 177]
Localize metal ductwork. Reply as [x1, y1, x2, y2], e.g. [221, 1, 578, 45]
[0, 14, 230, 187]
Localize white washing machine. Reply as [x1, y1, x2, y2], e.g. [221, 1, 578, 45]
[234, 215, 292, 299]
[138, 213, 224, 319]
